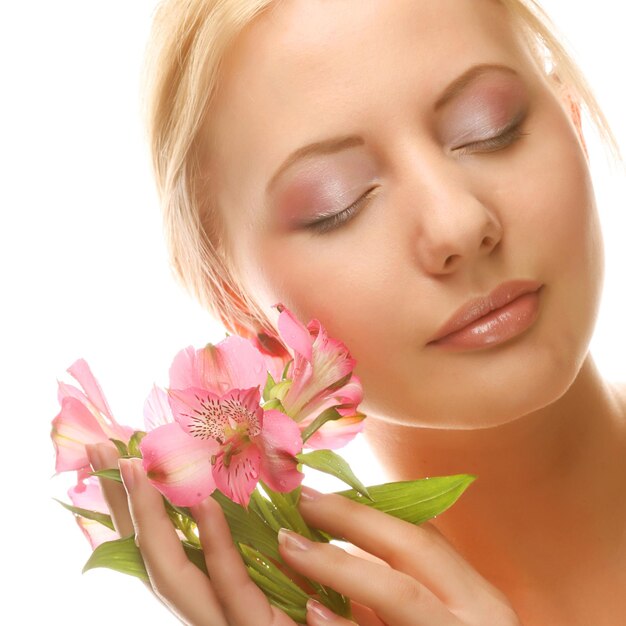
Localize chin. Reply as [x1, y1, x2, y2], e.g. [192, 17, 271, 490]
[362, 339, 589, 431]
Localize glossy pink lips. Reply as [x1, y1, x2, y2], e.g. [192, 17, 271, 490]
[428, 280, 543, 351]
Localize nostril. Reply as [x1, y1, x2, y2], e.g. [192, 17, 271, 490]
[444, 254, 459, 269]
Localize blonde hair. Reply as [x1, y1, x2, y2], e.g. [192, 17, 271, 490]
[141, 0, 622, 341]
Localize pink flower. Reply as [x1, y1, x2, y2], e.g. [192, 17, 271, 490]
[68, 470, 118, 549]
[275, 304, 366, 449]
[140, 338, 304, 508]
[249, 331, 292, 384]
[51, 359, 133, 474]
[143, 384, 173, 430]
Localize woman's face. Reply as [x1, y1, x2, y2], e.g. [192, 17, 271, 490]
[205, 0, 603, 429]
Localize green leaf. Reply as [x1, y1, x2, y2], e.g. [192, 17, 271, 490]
[259, 482, 312, 539]
[281, 359, 293, 381]
[269, 380, 292, 403]
[54, 498, 115, 531]
[246, 569, 307, 623]
[128, 431, 147, 458]
[209, 491, 282, 561]
[109, 438, 128, 457]
[239, 543, 310, 605]
[249, 490, 283, 533]
[90, 468, 122, 483]
[332, 474, 476, 529]
[300, 407, 361, 444]
[83, 535, 148, 582]
[182, 542, 208, 575]
[262, 371, 276, 403]
[261, 398, 286, 412]
[296, 450, 372, 500]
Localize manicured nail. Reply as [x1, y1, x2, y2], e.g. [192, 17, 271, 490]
[307, 599, 338, 622]
[278, 528, 311, 551]
[300, 485, 322, 502]
[118, 459, 135, 492]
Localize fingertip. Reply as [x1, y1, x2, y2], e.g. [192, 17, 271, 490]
[190, 494, 220, 521]
[97, 441, 121, 465]
[118, 458, 136, 493]
[307, 598, 340, 623]
[299, 485, 323, 504]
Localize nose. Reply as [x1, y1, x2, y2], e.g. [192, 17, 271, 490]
[411, 177, 502, 276]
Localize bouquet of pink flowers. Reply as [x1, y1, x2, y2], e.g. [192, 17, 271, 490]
[51, 303, 474, 623]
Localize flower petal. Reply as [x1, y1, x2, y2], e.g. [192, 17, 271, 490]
[51, 397, 110, 472]
[168, 386, 263, 441]
[212, 444, 262, 507]
[57, 377, 133, 443]
[143, 385, 173, 431]
[67, 358, 115, 422]
[68, 475, 109, 513]
[140, 423, 218, 507]
[276, 304, 313, 362]
[169, 337, 269, 395]
[256, 409, 304, 493]
[250, 332, 292, 382]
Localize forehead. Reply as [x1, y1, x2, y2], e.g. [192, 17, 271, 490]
[206, 0, 535, 225]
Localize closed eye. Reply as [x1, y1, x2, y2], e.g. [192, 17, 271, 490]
[306, 187, 379, 235]
[454, 118, 529, 155]
[305, 119, 528, 235]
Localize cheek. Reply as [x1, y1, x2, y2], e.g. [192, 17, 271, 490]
[249, 233, 396, 340]
[506, 104, 603, 348]
[235, 97, 603, 428]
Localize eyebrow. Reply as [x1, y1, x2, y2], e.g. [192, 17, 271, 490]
[265, 63, 519, 195]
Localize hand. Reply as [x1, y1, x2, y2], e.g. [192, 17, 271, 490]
[87, 442, 521, 625]
[86, 443, 301, 625]
[277, 487, 523, 626]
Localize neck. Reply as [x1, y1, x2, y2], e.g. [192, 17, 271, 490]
[363, 354, 626, 595]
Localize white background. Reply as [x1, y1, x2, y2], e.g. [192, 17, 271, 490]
[1, 1, 625, 624]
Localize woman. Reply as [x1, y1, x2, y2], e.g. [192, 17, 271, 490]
[88, 0, 626, 623]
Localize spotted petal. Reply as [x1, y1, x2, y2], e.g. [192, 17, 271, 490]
[212, 444, 262, 508]
[168, 386, 263, 443]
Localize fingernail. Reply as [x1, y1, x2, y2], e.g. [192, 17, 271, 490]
[118, 459, 135, 492]
[278, 528, 311, 551]
[300, 485, 322, 502]
[307, 599, 338, 622]
[85, 443, 103, 470]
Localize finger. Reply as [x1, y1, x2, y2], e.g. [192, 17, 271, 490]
[191, 495, 295, 626]
[306, 598, 358, 625]
[119, 458, 228, 626]
[297, 488, 490, 609]
[279, 528, 462, 626]
[309, 599, 386, 626]
[349, 600, 386, 626]
[86, 442, 133, 536]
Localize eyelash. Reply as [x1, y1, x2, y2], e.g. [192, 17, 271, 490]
[307, 120, 529, 235]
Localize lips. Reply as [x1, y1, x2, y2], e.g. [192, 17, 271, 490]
[427, 279, 544, 344]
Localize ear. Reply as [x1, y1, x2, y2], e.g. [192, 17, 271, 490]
[549, 72, 589, 161]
